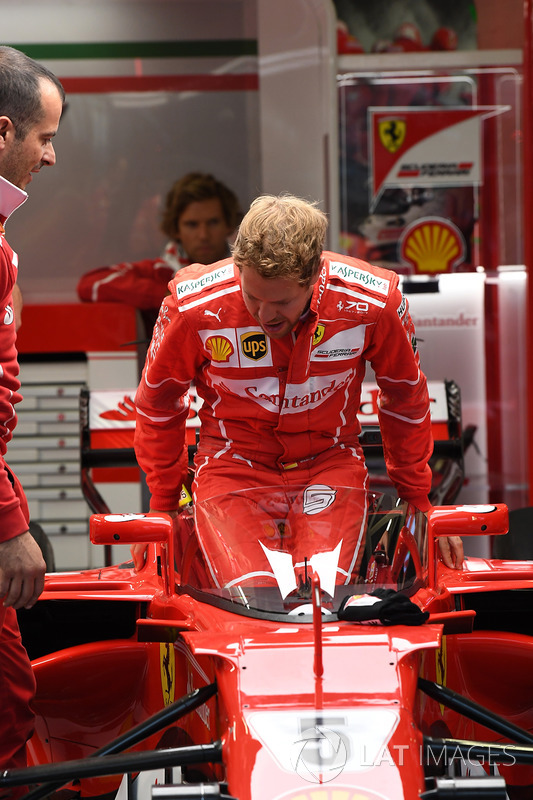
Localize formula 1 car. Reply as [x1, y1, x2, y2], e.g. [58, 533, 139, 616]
[4, 483, 533, 800]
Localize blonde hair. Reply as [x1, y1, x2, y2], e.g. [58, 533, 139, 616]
[232, 194, 328, 285]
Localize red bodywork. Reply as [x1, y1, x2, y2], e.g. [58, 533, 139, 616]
[12, 499, 533, 800]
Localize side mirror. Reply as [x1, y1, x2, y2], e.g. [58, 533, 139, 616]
[427, 504, 508, 588]
[90, 513, 176, 594]
[90, 512, 174, 545]
[427, 504, 509, 538]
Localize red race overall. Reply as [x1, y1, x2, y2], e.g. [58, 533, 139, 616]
[135, 253, 433, 587]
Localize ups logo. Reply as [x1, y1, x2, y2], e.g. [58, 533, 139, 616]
[312, 323, 325, 346]
[241, 331, 268, 361]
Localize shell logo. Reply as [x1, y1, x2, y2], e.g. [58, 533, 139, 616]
[205, 335, 234, 362]
[276, 788, 386, 800]
[399, 217, 466, 274]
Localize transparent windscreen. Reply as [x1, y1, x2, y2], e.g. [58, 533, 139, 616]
[175, 486, 427, 618]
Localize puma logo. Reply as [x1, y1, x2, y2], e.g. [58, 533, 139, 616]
[204, 307, 222, 322]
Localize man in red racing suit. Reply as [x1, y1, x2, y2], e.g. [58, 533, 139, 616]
[0, 177, 37, 777]
[0, 46, 65, 785]
[134, 194, 463, 590]
[76, 172, 241, 335]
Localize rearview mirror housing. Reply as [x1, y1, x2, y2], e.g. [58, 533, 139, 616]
[90, 513, 174, 545]
[428, 504, 508, 538]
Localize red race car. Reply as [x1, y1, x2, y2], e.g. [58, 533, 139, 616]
[4, 481, 533, 800]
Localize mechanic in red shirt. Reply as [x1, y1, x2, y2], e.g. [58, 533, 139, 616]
[0, 47, 64, 783]
[76, 172, 242, 313]
[133, 194, 463, 588]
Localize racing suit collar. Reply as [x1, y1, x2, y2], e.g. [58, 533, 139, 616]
[0, 175, 27, 226]
[309, 257, 328, 317]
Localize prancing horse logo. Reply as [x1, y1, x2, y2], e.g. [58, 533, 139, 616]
[378, 118, 406, 153]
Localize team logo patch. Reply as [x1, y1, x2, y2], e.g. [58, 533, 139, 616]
[311, 326, 365, 362]
[205, 335, 234, 362]
[312, 323, 325, 346]
[241, 331, 268, 361]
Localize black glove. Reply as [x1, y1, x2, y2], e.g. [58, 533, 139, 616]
[338, 588, 429, 626]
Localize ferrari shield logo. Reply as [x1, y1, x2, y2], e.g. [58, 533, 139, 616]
[378, 119, 406, 153]
[312, 324, 325, 346]
[160, 642, 175, 706]
[435, 637, 447, 714]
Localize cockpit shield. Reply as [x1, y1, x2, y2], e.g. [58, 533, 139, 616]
[176, 486, 428, 619]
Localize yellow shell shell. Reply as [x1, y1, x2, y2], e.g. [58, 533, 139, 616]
[206, 335, 233, 362]
[402, 220, 464, 274]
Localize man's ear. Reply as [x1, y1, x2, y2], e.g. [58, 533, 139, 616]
[0, 116, 13, 149]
